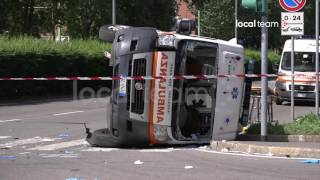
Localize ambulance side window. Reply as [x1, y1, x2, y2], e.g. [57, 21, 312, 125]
[184, 42, 217, 76]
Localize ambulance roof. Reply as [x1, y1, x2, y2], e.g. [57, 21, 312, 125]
[283, 39, 320, 52]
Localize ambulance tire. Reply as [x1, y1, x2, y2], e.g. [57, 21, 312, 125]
[86, 128, 121, 148]
[274, 96, 283, 105]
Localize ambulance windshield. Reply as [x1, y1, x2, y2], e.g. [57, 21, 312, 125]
[281, 52, 319, 72]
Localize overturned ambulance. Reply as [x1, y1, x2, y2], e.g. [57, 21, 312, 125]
[86, 23, 245, 147]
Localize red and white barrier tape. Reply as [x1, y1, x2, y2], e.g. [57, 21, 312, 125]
[0, 74, 280, 81]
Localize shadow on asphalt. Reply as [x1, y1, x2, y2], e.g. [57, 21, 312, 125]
[282, 101, 315, 107]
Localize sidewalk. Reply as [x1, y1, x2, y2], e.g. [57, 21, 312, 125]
[210, 140, 320, 159]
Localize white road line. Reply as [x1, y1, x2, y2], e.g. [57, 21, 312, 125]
[0, 136, 58, 148]
[39, 153, 79, 158]
[139, 148, 178, 153]
[195, 148, 316, 160]
[81, 147, 119, 152]
[28, 139, 88, 151]
[0, 119, 22, 123]
[53, 111, 84, 116]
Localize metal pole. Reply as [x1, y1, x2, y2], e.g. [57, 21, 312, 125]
[112, 0, 116, 25]
[235, 0, 238, 42]
[73, 80, 78, 101]
[316, 0, 319, 115]
[198, 10, 201, 36]
[261, 14, 268, 141]
[57, 2, 61, 42]
[291, 36, 295, 121]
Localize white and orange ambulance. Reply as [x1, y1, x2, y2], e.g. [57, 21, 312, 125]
[275, 38, 320, 105]
[87, 22, 244, 147]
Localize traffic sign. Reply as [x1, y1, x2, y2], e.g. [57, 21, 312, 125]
[281, 12, 304, 36]
[279, 0, 307, 12]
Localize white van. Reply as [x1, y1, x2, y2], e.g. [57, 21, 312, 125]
[274, 38, 320, 105]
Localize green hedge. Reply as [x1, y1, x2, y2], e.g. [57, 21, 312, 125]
[0, 36, 112, 76]
[244, 49, 281, 74]
[247, 113, 320, 135]
[0, 36, 112, 58]
[0, 37, 281, 98]
[0, 37, 112, 98]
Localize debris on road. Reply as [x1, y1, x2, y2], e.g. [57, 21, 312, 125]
[65, 177, 83, 180]
[64, 150, 74, 154]
[302, 159, 320, 164]
[58, 133, 69, 138]
[0, 136, 57, 148]
[184, 165, 193, 169]
[0, 147, 10, 150]
[0, 155, 16, 160]
[19, 152, 31, 155]
[134, 160, 144, 165]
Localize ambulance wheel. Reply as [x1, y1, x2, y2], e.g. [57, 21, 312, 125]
[86, 128, 121, 147]
[274, 96, 283, 105]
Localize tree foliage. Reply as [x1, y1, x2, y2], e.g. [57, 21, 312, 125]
[0, 0, 177, 38]
[185, 0, 318, 49]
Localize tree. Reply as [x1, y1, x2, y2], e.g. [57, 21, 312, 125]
[117, 0, 177, 31]
[0, 0, 177, 38]
[185, 0, 318, 49]
[200, 1, 235, 40]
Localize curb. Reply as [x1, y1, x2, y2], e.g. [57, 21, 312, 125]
[210, 141, 320, 159]
[237, 135, 320, 143]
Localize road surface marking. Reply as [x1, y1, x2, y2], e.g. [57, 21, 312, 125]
[0, 136, 11, 139]
[139, 148, 178, 153]
[39, 153, 79, 158]
[53, 111, 84, 116]
[195, 148, 316, 160]
[81, 147, 119, 152]
[0, 136, 58, 148]
[0, 119, 22, 123]
[28, 139, 88, 151]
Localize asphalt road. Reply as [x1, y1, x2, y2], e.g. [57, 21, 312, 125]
[0, 97, 319, 180]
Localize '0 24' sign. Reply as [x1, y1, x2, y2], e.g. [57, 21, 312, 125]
[281, 12, 304, 36]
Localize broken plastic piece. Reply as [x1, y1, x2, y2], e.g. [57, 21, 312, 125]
[65, 178, 83, 180]
[184, 165, 193, 169]
[303, 159, 320, 164]
[0, 156, 16, 160]
[59, 133, 69, 138]
[134, 160, 144, 165]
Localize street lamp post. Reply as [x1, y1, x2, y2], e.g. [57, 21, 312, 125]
[235, 0, 238, 42]
[316, 0, 319, 115]
[112, 0, 116, 25]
